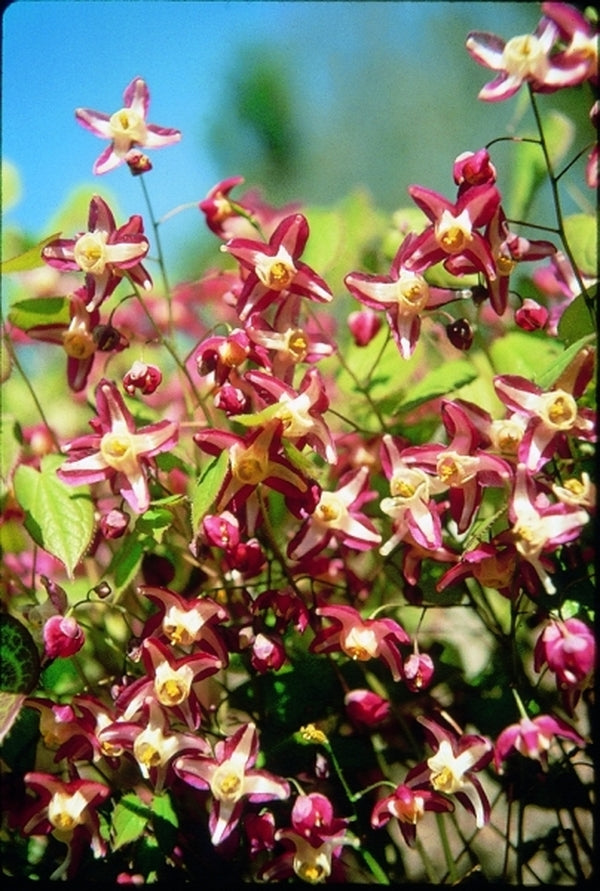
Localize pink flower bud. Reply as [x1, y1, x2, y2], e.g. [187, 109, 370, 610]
[345, 688, 391, 729]
[347, 309, 382, 346]
[214, 384, 248, 414]
[125, 149, 153, 176]
[122, 360, 162, 395]
[534, 617, 595, 687]
[403, 651, 435, 692]
[100, 508, 130, 539]
[453, 148, 497, 188]
[251, 632, 286, 672]
[515, 299, 549, 331]
[43, 615, 85, 658]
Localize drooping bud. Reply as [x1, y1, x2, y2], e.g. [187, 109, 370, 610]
[446, 318, 474, 350]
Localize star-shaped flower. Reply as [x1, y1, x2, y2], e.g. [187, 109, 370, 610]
[57, 378, 178, 513]
[76, 76, 181, 175]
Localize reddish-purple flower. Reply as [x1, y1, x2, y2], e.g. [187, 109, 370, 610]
[311, 604, 410, 681]
[404, 182, 501, 282]
[534, 617, 595, 714]
[21, 772, 111, 877]
[42, 195, 151, 311]
[287, 465, 381, 560]
[494, 713, 585, 772]
[75, 76, 181, 175]
[466, 14, 591, 101]
[371, 781, 453, 847]
[57, 379, 178, 514]
[221, 213, 333, 322]
[345, 232, 465, 359]
[174, 722, 290, 846]
[409, 714, 493, 829]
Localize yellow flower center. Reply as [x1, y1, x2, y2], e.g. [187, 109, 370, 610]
[316, 495, 342, 524]
[233, 455, 267, 484]
[391, 478, 415, 498]
[502, 33, 548, 80]
[431, 765, 459, 794]
[100, 431, 138, 473]
[255, 248, 296, 290]
[435, 209, 473, 254]
[109, 106, 148, 144]
[295, 860, 329, 884]
[156, 677, 189, 706]
[540, 390, 577, 429]
[564, 477, 584, 497]
[62, 329, 96, 359]
[47, 791, 87, 833]
[343, 626, 377, 661]
[496, 254, 516, 276]
[286, 329, 309, 362]
[134, 741, 163, 768]
[211, 762, 244, 802]
[396, 271, 430, 313]
[74, 231, 108, 274]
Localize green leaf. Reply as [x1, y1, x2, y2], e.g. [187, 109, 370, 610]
[1, 233, 62, 274]
[397, 359, 477, 413]
[106, 534, 146, 594]
[0, 614, 40, 694]
[191, 451, 229, 532]
[556, 293, 597, 347]
[13, 455, 95, 578]
[152, 791, 179, 854]
[536, 332, 597, 389]
[40, 656, 83, 696]
[489, 330, 562, 379]
[230, 402, 281, 427]
[135, 507, 175, 544]
[111, 792, 152, 851]
[8, 295, 71, 331]
[563, 214, 597, 276]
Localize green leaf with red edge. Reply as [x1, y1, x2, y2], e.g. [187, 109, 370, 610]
[191, 451, 229, 532]
[8, 296, 71, 332]
[1, 233, 62, 274]
[111, 792, 152, 851]
[13, 454, 95, 578]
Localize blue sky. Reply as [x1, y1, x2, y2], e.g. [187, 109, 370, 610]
[2, 1, 538, 266]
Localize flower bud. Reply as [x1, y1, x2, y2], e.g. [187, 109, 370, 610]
[214, 384, 248, 414]
[446, 318, 473, 350]
[43, 615, 85, 658]
[515, 299, 548, 331]
[453, 148, 497, 188]
[250, 632, 286, 672]
[93, 324, 128, 352]
[100, 508, 130, 539]
[345, 688, 391, 729]
[347, 309, 382, 346]
[123, 360, 162, 395]
[125, 149, 153, 176]
[534, 617, 595, 687]
[403, 651, 435, 692]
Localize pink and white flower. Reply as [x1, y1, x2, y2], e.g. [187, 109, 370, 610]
[57, 378, 178, 514]
[174, 722, 290, 846]
[76, 76, 181, 175]
[42, 195, 151, 311]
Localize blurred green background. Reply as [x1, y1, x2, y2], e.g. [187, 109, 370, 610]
[2, 0, 593, 282]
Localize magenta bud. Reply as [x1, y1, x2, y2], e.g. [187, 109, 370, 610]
[123, 361, 162, 395]
[347, 309, 382, 346]
[515, 299, 549, 331]
[43, 615, 85, 658]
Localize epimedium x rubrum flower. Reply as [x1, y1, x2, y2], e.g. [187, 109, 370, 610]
[57, 378, 178, 514]
[344, 231, 466, 359]
[221, 212, 333, 322]
[42, 195, 152, 312]
[174, 722, 290, 846]
[75, 76, 181, 175]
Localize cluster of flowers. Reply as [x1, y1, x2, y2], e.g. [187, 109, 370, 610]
[1, 2, 596, 884]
